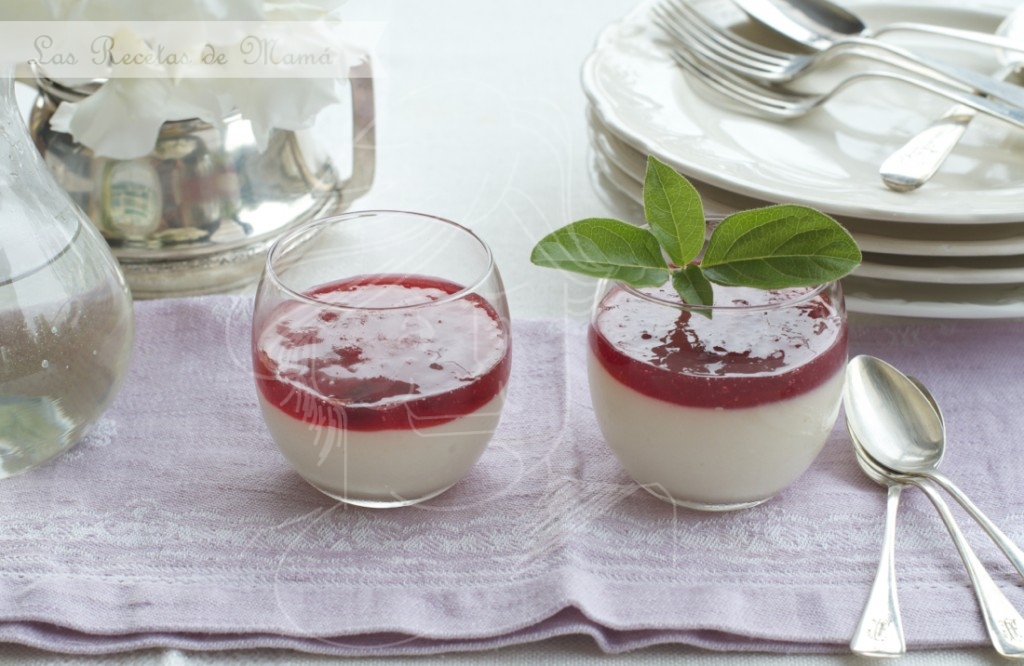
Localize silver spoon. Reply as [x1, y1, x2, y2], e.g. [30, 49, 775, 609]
[852, 356, 1024, 581]
[846, 355, 1024, 658]
[846, 374, 936, 657]
[880, 6, 1024, 192]
[731, 0, 1024, 54]
[729, 0, 1024, 111]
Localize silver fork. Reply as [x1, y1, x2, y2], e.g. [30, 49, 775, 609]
[654, 0, 1024, 111]
[654, 1, 809, 83]
[669, 47, 1024, 130]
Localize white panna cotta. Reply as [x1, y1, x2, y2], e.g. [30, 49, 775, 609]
[256, 392, 505, 506]
[588, 283, 847, 510]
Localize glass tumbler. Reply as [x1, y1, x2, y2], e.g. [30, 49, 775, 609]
[252, 211, 512, 508]
[588, 279, 847, 511]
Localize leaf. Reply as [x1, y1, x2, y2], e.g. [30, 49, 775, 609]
[671, 265, 714, 313]
[700, 204, 862, 289]
[643, 155, 705, 267]
[530, 218, 669, 287]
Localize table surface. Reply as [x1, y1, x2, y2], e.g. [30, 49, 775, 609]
[7, 0, 1018, 662]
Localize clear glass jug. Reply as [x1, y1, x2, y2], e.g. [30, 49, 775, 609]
[0, 74, 134, 477]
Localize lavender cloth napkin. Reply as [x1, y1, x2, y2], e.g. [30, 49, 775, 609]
[1, 294, 1023, 657]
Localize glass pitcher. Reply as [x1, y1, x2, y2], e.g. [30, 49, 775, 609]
[0, 74, 134, 477]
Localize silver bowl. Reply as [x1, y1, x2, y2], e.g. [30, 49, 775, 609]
[25, 65, 375, 298]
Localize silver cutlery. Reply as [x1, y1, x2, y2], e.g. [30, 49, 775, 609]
[656, 0, 1024, 115]
[667, 45, 1024, 130]
[845, 355, 1024, 658]
[723, 0, 1024, 109]
[846, 374, 936, 658]
[879, 6, 1024, 192]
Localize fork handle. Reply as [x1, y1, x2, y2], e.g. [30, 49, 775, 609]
[829, 37, 1024, 111]
[880, 64, 1019, 192]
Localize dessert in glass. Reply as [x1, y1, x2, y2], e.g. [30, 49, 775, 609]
[588, 279, 847, 511]
[252, 211, 512, 508]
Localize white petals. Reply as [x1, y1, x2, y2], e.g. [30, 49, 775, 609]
[50, 79, 171, 159]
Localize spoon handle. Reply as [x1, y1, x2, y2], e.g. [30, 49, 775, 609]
[927, 471, 1024, 582]
[909, 478, 1024, 658]
[851, 483, 906, 657]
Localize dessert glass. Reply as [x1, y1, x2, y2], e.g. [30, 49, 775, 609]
[252, 210, 512, 508]
[587, 279, 847, 511]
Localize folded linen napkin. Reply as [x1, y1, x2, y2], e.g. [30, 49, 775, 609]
[0, 294, 1021, 656]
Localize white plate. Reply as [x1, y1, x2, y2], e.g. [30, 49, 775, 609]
[855, 252, 1024, 283]
[843, 276, 1024, 318]
[582, 0, 1024, 224]
[588, 151, 646, 221]
[588, 131, 1024, 316]
[589, 122, 731, 219]
[587, 108, 755, 219]
[587, 106, 1024, 256]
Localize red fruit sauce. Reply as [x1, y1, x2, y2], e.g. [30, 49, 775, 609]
[254, 275, 511, 431]
[589, 284, 846, 409]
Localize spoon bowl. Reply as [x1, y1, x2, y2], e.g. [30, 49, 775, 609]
[907, 376, 943, 424]
[844, 355, 945, 476]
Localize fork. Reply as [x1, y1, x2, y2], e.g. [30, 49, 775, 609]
[669, 47, 1024, 130]
[654, 0, 1024, 111]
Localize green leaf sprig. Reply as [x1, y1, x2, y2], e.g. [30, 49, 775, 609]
[530, 155, 862, 308]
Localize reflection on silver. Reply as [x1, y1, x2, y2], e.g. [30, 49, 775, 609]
[25, 63, 376, 298]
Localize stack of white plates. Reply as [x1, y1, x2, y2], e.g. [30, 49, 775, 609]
[582, 0, 1024, 318]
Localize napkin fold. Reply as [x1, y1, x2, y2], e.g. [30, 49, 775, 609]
[0, 295, 1022, 656]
